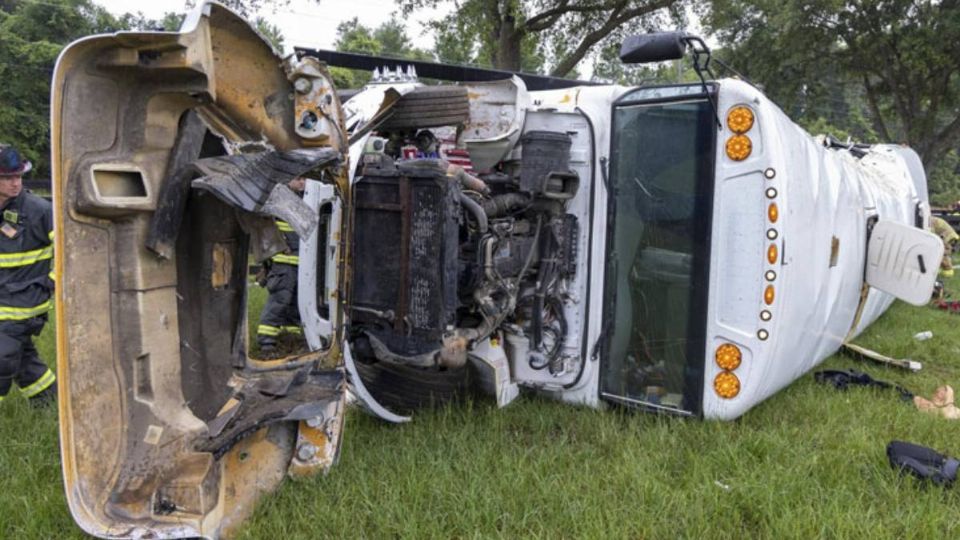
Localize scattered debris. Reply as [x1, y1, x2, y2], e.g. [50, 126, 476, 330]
[887, 440, 958, 486]
[813, 369, 914, 401]
[841, 343, 922, 372]
[913, 331, 933, 341]
[931, 280, 945, 302]
[934, 299, 960, 314]
[714, 480, 732, 491]
[914, 385, 960, 420]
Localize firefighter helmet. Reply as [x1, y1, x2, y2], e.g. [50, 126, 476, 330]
[0, 145, 32, 176]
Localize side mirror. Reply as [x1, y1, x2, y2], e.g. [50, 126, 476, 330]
[619, 32, 688, 64]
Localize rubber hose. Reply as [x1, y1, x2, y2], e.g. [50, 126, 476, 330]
[481, 193, 530, 218]
[460, 193, 489, 233]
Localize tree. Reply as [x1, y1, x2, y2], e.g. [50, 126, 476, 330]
[0, 0, 125, 178]
[118, 11, 184, 31]
[254, 16, 285, 51]
[185, 0, 289, 17]
[704, 0, 960, 183]
[0, 0, 287, 179]
[331, 17, 435, 89]
[402, 0, 685, 76]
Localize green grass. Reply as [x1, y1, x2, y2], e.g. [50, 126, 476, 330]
[3, 267, 960, 538]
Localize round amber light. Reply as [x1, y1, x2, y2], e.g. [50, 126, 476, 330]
[725, 135, 752, 161]
[764, 285, 775, 305]
[714, 371, 741, 399]
[727, 106, 755, 134]
[767, 243, 779, 264]
[768, 203, 779, 223]
[715, 343, 742, 370]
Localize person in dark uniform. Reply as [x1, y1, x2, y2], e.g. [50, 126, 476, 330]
[0, 145, 56, 405]
[256, 177, 305, 354]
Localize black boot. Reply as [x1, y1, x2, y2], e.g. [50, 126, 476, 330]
[28, 381, 57, 408]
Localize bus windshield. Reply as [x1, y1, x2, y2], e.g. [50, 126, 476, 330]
[601, 89, 717, 415]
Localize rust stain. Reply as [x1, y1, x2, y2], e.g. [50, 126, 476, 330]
[211, 242, 232, 289]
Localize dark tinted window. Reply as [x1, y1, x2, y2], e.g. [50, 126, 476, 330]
[600, 95, 716, 415]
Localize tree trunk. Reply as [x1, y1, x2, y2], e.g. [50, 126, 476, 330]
[494, 14, 522, 71]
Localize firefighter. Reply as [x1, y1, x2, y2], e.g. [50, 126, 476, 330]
[0, 145, 56, 405]
[256, 177, 305, 354]
[931, 216, 959, 278]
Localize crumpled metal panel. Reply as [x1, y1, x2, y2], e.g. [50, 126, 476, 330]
[189, 148, 341, 239]
[51, 2, 348, 539]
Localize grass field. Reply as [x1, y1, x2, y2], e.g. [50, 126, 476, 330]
[2, 269, 959, 538]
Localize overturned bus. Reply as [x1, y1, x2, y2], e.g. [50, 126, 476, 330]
[51, 2, 943, 538]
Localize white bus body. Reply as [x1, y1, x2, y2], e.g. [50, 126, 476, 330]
[50, 3, 941, 538]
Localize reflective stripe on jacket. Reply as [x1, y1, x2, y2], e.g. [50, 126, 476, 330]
[0, 192, 54, 319]
[270, 220, 299, 266]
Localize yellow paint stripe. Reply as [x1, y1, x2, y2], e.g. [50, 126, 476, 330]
[21, 369, 55, 398]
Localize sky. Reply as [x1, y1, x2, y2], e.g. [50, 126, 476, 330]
[93, 0, 449, 54]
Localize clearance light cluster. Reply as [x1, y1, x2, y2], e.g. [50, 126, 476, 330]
[714, 343, 743, 399]
[725, 106, 755, 161]
[714, 372, 741, 399]
[759, 166, 779, 341]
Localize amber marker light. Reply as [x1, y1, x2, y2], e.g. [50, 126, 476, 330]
[767, 243, 778, 264]
[764, 285, 775, 305]
[725, 135, 752, 161]
[768, 203, 779, 223]
[715, 343, 742, 370]
[714, 371, 741, 399]
[727, 106, 755, 134]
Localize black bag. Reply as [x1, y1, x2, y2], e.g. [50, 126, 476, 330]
[887, 441, 958, 486]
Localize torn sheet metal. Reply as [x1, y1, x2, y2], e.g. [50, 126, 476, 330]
[199, 369, 345, 459]
[190, 148, 341, 239]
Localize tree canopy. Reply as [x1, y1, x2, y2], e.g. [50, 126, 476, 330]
[402, 0, 685, 76]
[0, 0, 128, 178]
[330, 16, 434, 88]
[2, 0, 959, 201]
[704, 0, 960, 201]
[0, 1, 285, 178]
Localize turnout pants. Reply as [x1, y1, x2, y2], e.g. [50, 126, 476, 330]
[257, 263, 302, 349]
[0, 316, 54, 400]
